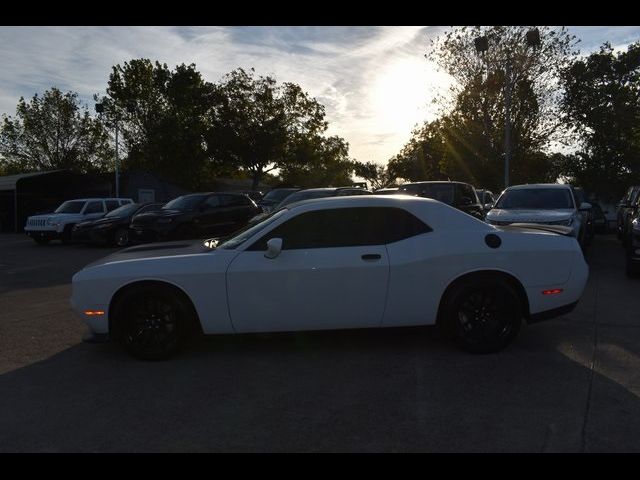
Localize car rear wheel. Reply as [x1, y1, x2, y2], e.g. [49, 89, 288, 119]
[442, 276, 522, 353]
[113, 228, 130, 247]
[112, 285, 195, 360]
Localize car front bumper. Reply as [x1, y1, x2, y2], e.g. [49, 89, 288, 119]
[25, 229, 60, 241]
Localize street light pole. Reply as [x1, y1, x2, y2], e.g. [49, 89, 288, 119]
[504, 59, 512, 189]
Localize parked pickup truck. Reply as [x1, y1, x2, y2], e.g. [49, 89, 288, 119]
[24, 198, 133, 245]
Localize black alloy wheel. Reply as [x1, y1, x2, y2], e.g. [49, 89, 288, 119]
[113, 228, 130, 247]
[114, 286, 193, 360]
[443, 277, 522, 353]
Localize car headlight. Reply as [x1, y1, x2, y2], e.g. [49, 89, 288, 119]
[633, 218, 640, 232]
[46, 218, 59, 226]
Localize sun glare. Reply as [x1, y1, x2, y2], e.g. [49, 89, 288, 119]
[371, 58, 442, 136]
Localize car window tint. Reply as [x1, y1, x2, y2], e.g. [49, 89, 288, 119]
[84, 201, 104, 214]
[105, 200, 120, 211]
[385, 208, 432, 243]
[203, 195, 221, 209]
[220, 194, 246, 207]
[248, 207, 430, 251]
[457, 184, 477, 203]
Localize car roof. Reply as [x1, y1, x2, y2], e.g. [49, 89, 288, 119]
[505, 183, 572, 190]
[65, 198, 133, 202]
[401, 181, 468, 186]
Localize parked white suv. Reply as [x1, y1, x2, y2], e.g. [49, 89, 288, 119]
[485, 184, 591, 247]
[25, 198, 133, 245]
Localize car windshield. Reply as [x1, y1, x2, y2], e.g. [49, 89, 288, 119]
[216, 209, 289, 250]
[54, 201, 86, 214]
[495, 188, 575, 210]
[105, 203, 139, 218]
[263, 189, 297, 202]
[401, 184, 455, 204]
[277, 190, 335, 208]
[163, 195, 207, 211]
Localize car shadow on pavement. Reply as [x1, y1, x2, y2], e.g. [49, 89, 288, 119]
[1, 321, 640, 453]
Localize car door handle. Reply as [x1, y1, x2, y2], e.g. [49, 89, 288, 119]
[361, 254, 381, 261]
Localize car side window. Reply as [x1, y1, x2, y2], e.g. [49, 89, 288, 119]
[220, 194, 246, 207]
[457, 184, 477, 204]
[84, 201, 104, 214]
[105, 200, 120, 211]
[247, 207, 431, 251]
[203, 195, 221, 210]
[385, 208, 432, 243]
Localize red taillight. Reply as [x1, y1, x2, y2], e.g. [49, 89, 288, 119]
[83, 310, 105, 316]
[542, 289, 563, 295]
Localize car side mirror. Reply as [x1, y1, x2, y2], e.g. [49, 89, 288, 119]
[264, 238, 283, 259]
[580, 202, 592, 211]
[484, 203, 494, 211]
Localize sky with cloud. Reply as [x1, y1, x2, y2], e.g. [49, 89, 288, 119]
[0, 26, 639, 166]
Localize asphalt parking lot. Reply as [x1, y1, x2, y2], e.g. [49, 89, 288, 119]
[0, 232, 639, 452]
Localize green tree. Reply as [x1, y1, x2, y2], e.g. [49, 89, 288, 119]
[279, 135, 356, 188]
[425, 26, 578, 190]
[99, 59, 217, 190]
[0, 88, 113, 174]
[208, 68, 329, 190]
[560, 42, 640, 196]
[352, 161, 396, 190]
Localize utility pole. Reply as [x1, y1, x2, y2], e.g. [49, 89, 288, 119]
[114, 115, 119, 198]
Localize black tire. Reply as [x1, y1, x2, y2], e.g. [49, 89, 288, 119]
[33, 237, 50, 245]
[626, 255, 640, 278]
[61, 224, 75, 244]
[113, 228, 130, 247]
[111, 284, 196, 360]
[441, 275, 522, 354]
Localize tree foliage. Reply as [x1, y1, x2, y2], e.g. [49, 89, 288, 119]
[420, 26, 579, 190]
[208, 68, 330, 190]
[0, 88, 113, 174]
[559, 42, 640, 196]
[99, 59, 217, 190]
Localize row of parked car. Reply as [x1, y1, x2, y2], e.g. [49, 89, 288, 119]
[617, 185, 640, 277]
[23, 180, 631, 262]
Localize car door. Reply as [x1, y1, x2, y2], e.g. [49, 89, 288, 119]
[226, 207, 390, 333]
[195, 194, 225, 235]
[82, 200, 106, 220]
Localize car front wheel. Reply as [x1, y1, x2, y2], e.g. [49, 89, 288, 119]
[112, 285, 195, 360]
[442, 276, 522, 354]
[113, 228, 130, 247]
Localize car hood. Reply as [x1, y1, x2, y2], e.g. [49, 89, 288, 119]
[487, 209, 574, 223]
[84, 240, 214, 269]
[29, 213, 83, 222]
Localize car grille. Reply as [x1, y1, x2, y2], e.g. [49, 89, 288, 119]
[27, 218, 46, 227]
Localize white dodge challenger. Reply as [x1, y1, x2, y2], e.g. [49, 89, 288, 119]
[71, 195, 589, 360]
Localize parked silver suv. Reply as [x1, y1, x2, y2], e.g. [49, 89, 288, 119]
[25, 197, 133, 245]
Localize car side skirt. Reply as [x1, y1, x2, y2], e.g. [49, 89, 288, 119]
[527, 301, 578, 324]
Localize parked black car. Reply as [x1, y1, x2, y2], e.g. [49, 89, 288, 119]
[257, 188, 301, 213]
[72, 203, 164, 247]
[398, 181, 484, 219]
[618, 185, 640, 247]
[626, 212, 640, 277]
[275, 186, 371, 208]
[572, 187, 595, 246]
[130, 192, 261, 242]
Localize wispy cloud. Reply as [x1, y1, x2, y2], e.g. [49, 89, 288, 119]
[0, 26, 638, 166]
